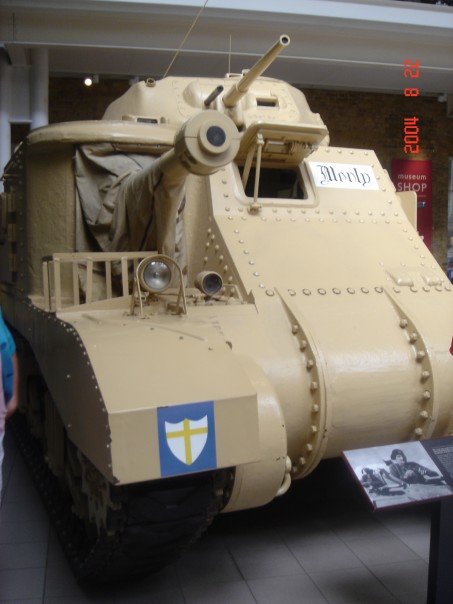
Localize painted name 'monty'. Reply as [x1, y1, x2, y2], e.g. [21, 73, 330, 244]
[317, 165, 371, 187]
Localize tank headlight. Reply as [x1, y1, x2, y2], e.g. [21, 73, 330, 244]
[140, 258, 172, 293]
[195, 271, 223, 296]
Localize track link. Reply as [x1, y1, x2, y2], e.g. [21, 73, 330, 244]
[11, 412, 230, 585]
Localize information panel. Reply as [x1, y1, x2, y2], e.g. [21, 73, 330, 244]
[343, 437, 453, 510]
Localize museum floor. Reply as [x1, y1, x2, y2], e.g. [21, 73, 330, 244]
[1, 429, 431, 604]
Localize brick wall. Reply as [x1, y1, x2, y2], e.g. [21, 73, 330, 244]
[28, 78, 453, 268]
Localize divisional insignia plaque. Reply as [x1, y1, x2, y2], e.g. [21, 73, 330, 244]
[157, 401, 217, 477]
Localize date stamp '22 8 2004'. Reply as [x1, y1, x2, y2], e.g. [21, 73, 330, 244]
[403, 59, 420, 155]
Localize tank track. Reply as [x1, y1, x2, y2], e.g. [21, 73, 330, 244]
[10, 412, 230, 585]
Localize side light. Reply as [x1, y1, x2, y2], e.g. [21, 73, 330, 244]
[195, 271, 223, 296]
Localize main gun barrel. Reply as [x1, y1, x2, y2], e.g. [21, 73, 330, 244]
[222, 34, 290, 108]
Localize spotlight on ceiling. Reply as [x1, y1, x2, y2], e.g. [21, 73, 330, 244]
[84, 75, 99, 87]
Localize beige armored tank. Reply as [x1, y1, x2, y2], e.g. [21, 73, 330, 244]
[1, 35, 452, 583]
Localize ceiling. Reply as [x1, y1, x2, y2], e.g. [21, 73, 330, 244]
[1, 0, 453, 94]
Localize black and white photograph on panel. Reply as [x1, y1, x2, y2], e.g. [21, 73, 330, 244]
[343, 437, 453, 510]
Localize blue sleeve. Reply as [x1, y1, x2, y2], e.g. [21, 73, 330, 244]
[0, 309, 15, 402]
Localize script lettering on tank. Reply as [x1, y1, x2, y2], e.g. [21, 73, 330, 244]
[308, 162, 379, 190]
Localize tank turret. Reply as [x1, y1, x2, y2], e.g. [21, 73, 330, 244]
[1, 35, 452, 585]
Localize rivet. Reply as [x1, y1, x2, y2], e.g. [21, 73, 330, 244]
[416, 350, 426, 361]
[400, 319, 408, 328]
[421, 370, 430, 380]
[361, 287, 369, 294]
[375, 287, 383, 293]
[234, 229, 239, 234]
[312, 404, 319, 413]
[214, 244, 219, 251]
[211, 234, 215, 241]
[300, 340, 307, 350]
[225, 207, 230, 212]
[303, 289, 311, 296]
[414, 428, 423, 436]
[310, 382, 318, 391]
[223, 265, 229, 273]
[259, 283, 265, 288]
[249, 260, 255, 265]
[299, 457, 307, 466]
[423, 286, 430, 292]
[306, 443, 313, 452]
[244, 250, 250, 255]
[205, 242, 210, 249]
[239, 239, 244, 244]
[203, 256, 208, 263]
[318, 288, 326, 295]
[311, 424, 318, 433]
[423, 391, 431, 400]
[306, 359, 314, 369]
[409, 333, 418, 343]
[394, 287, 401, 293]
[219, 254, 224, 261]
[288, 289, 296, 296]
[410, 286, 418, 293]
[347, 287, 355, 294]
[292, 324, 299, 334]
[238, 207, 244, 212]
[332, 288, 341, 294]
[420, 410, 429, 419]
[266, 289, 275, 297]
[253, 271, 259, 276]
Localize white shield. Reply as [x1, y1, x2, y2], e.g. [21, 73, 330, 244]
[165, 416, 208, 465]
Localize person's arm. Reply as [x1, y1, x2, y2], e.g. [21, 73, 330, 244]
[5, 353, 19, 420]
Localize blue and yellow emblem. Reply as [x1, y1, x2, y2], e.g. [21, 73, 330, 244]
[157, 401, 217, 477]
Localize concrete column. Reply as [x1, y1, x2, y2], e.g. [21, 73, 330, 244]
[0, 52, 12, 193]
[30, 48, 49, 130]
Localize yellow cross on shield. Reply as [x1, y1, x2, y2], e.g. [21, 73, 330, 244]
[165, 416, 209, 465]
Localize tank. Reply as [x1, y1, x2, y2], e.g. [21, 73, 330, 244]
[1, 34, 453, 584]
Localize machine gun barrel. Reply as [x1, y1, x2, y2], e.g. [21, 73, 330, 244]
[222, 34, 290, 108]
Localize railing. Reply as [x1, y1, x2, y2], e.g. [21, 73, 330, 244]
[42, 251, 154, 312]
